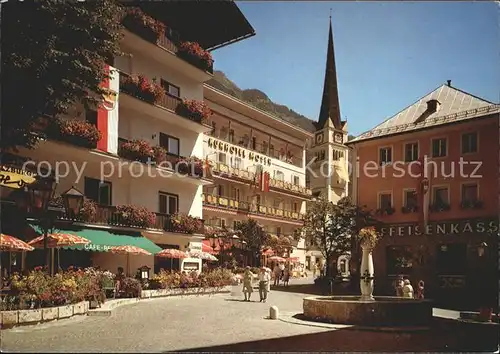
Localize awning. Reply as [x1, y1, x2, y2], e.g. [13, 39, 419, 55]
[28, 225, 162, 254]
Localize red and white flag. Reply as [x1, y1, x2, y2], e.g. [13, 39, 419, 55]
[97, 64, 120, 154]
[261, 171, 270, 192]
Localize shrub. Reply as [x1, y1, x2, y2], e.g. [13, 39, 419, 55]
[175, 99, 212, 124]
[121, 277, 142, 298]
[115, 204, 156, 229]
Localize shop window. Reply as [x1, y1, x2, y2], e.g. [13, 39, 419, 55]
[84, 177, 112, 206]
[461, 132, 478, 154]
[386, 245, 414, 275]
[436, 243, 466, 275]
[158, 192, 178, 215]
[431, 138, 447, 158]
[404, 142, 419, 162]
[379, 147, 392, 165]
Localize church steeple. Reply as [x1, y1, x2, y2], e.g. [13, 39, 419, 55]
[317, 17, 342, 130]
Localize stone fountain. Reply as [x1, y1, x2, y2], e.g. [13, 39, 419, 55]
[303, 228, 432, 327]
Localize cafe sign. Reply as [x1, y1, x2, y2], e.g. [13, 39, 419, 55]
[207, 138, 271, 166]
[84, 244, 112, 252]
[380, 219, 498, 237]
[0, 164, 37, 189]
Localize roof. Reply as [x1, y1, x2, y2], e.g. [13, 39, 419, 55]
[349, 83, 499, 143]
[317, 20, 342, 130]
[135, 1, 255, 51]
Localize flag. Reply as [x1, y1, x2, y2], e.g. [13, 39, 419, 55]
[97, 64, 119, 154]
[254, 165, 263, 189]
[261, 172, 270, 192]
[417, 156, 432, 231]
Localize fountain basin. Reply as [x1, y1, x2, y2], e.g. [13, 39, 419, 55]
[303, 296, 433, 327]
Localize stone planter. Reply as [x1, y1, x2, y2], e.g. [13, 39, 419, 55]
[359, 245, 375, 300]
[72, 302, 86, 315]
[42, 307, 58, 321]
[1, 310, 18, 327]
[58, 305, 73, 318]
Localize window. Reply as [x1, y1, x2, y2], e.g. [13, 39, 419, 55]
[233, 220, 239, 230]
[84, 177, 112, 206]
[293, 176, 300, 186]
[379, 147, 392, 165]
[218, 153, 227, 164]
[461, 183, 478, 202]
[404, 143, 419, 162]
[293, 202, 298, 212]
[379, 192, 392, 209]
[275, 171, 284, 181]
[217, 185, 224, 197]
[433, 186, 449, 205]
[276, 227, 282, 236]
[404, 189, 418, 208]
[386, 246, 414, 275]
[159, 133, 179, 156]
[431, 138, 447, 158]
[461, 132, 478, 154]
[332, 149, 344, 161]
[231, 157, 242, 169]
[273, 199, 283, 208]
[230, 187, 240, 200]
[159, 192, 178, 215]
[219, 218, 226, 228]
[160, 79, 180, 98]
[228, 129, 235, 143]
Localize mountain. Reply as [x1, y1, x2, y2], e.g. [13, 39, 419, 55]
[207, 71, 317, 132]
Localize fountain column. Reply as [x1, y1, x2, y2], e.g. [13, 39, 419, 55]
[359, 245, 374, 300]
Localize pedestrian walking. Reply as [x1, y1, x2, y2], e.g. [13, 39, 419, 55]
[415, 280, 425, 299]
[266, 267, 272, 292]
[402, 279, 414, 298]
[258, 267, 271, 302]
[312, 263, 317, 278]
[273, 264, 280, 286]
[242, 266, 254, 302]
[283, 267, 290, 286]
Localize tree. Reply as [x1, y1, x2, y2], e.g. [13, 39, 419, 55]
[235, 219, 270, 267]
[1, 0, 124, 151]
[267, 234, 293, 257]
[301, 196, 373, 278]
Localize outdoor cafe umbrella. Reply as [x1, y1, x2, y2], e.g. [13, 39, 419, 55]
[268, 256, 286, 263]
[109, 245, 152, 276]
[28, 232, 91, 273]
[155, 248, 187, 270]
[190, 251, 218, 262]
[0, 234, 34, 279]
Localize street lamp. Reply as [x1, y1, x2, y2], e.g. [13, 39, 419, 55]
[477, 241, 493, 322]
[61, 186, 84, 218]
[477, 242, 487, 257]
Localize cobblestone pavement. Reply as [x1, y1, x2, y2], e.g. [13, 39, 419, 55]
[1, 277, 334, 353]
[1, 277, 493, 352]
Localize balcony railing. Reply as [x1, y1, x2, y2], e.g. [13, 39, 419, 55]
[202, 194, 304, 222]
[210, 162, 312, 198]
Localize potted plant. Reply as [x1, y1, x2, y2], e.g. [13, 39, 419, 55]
[122, 7, 166, 42]
[177, 41, 214, 72]
[120, 75, 165, 104]
[175, 99, 212, 124]
[119, 139, 155, 163]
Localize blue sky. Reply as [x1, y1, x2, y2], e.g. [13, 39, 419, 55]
[212, 1, 500, 136]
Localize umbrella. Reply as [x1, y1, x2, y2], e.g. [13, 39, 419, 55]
[201, 242, 215, 254]
[287, 257, 300, 263]
[28, 232, 91, 274]
[268, 256, 286, 262]
[190, 251, 218, 261]
[1, 234, 34, 252]
[110, 245, 152, 276]
[262, 249, 274, 256]
[155, 248, 187, 270]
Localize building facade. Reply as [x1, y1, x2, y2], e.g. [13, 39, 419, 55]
[2, 3, 255, 276]
[202, 85, 313, 265]
[348, 81, 500, 307]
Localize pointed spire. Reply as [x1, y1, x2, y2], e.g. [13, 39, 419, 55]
[317, 17, 342, 130]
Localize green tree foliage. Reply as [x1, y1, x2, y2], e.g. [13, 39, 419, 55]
[235, 219, 270, 266]
[1, 0, 124, 150]
[301, 197, 373, 277]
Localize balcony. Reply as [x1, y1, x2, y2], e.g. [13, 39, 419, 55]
[201, 194, 304, 223]
[121, 8, 213, 81]
[210, 162, 312, 199]
[119, 73, 212, 133]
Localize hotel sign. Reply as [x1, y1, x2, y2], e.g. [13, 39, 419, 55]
[0, 164, 37, 189]
[207, 138, 271, 166]
[380, 219, 498, 237]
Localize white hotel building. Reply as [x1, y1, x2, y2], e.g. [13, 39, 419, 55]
[6, 2, 256, 275]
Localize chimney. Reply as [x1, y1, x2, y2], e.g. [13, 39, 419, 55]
[446, 80, 451, 87]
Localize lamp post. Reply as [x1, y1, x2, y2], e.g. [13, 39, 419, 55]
[477, 241, 493, 322]
[61, 186, 85, 219]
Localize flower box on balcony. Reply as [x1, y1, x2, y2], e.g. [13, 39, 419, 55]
[122, 7, 166, 43]
[115, 205, 156, 229]
[460, 200, 483, 210]
[177, 41, 214, 72]
[119, 139, 155, 164]
[171, 213, 204, 234]
[430, 203, 451, 213]
[175, 99, 212, 124]
[78, 199, 98, 223]
[121, 75, 165, 104]
[50, 118, 102, 149]
[376, 207, 395, 216]
[401, 205, 419, 214]
[175, 156, 205, 177]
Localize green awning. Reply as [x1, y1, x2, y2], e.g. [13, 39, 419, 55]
[29, 224, 162, 254]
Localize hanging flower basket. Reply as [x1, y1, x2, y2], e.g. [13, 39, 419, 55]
[119, 139, 155, 163]
[51, 118, 102, 148]
[122, 7, 166, 43]
[177, 41, 214, 72]
[175, 99, 212, 124]
[115, 205, 156, 229]
[357, 227, 379, 249]
[121, 75, 165, 104]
